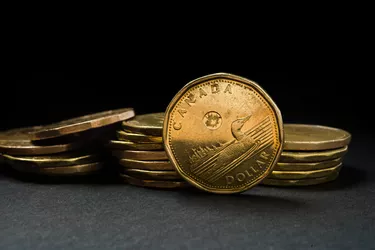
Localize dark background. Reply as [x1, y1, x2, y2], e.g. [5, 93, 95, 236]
[1, 67, 374, 249]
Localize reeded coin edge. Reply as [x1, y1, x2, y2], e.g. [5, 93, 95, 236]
[163, 72, 284, 194]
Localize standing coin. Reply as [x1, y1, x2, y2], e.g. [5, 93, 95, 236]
[29, 108, 135, 140]
[122, 113, 164, 136]
[163, 73, 284, 194]
[283, 124, 351, 151]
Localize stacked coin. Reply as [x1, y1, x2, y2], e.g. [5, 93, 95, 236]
[262, 124, 352, 186]
[0, 108, 135, 176]
[107, 113, 190, 189]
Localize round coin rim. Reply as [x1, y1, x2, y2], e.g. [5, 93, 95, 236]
[163, 72, 284, 194]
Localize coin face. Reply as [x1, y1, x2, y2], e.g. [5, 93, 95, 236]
[29, 108, 135, 140]
[284, 124, 351, 151]
[122, 113, 164, 136]
[163, 73, 284, 194]
[0, 126, 83, 155]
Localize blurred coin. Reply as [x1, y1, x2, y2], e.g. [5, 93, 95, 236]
[280, 146, 348, 163]
[122, 168, 181, 180]
[29, 108, 135, 140]
[11, 162, 104, 175]
[119, 158, 173, 171]
[284, 124, 351, 151]
[2, 152, 99, 168]
[274, 157, 342, 171]
[268, 163, 342, 179]
[262, 171, 339, 186]
[122, 113, 164, 136]
[116, 130, 162, 143]
[0, 126, 83, 155]
[107, 140, 163, 150]
[120, 173, 189, 189]
[112, 150, 168, 161]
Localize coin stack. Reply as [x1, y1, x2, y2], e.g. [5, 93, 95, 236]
[0, 108, 135, 177]
[262, 124, 352, 186]
[107, 113, 189, 189]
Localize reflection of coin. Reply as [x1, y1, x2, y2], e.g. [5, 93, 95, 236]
[163, 73, 283, 194]
[269, 163, 342, 179]
[284, 124, 351, 151]
[119, 159, 174, 171]
[107, 140, 164, 150]
[122, 113, 164, 136]
[29, 108, 135, 140]
[280, 146, 348, 163]
[116, 130, 162, 143]
[274, 157, 342, 171]
[262, 171, 339, 186]
[0, 126, 83, 155]
[112, 150, 168, 161]
[120, 174, 189, 189]
[2, 152, 100, 168]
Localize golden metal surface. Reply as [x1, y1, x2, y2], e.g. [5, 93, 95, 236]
[120, 174, 189, 189]
[274, 157, 342, 171]
[11, 162, 104, 175]
[0, 126, 83, 155]
[2, 152, 99, 168]
[122, 113, 164, 136]
[262, 171, 339, 186]
[283, 124, 351, 151]
[280, 146, 348, 163]
[116, 130, 163, 143]
[29, 108, 135, 140]
[112, 150, 168, 161]
[107, 140, 164, 150]
[163, 73, 284, 194]
[119, 158, 173, 171]
[122, 168, 181, 180]
[268, 163, 342, 179]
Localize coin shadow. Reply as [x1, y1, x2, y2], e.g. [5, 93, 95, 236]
[174, 187, 305, 211]
[261, 164, 366, 192]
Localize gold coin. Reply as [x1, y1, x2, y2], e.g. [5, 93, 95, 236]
[2, 152, 100, 168]
[120, 173, 189, 189]
[122, 168, 181, 180]
[262, 171, 339, 186]
[0, 126, 83, 155]
[11, 162, 104, 175]
[284, 124, 351, 151]
[107, 140, 164, 150]
[29, 108, 135, 140]
[280, 146, 348, 163]
[268, 162, 342, 179]
[119, 158, 173, 171]
[274, 157, 342, 171]
[163, 72, 284, 194]
[116, 130, 162, 143]
[112, 150, 168, 161]
[122, 113, 164, 136]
